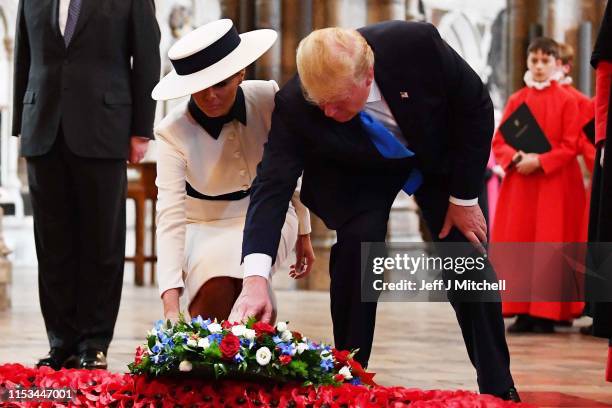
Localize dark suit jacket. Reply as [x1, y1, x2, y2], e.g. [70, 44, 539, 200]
[12, 0, 161, 159]
[243, 20, 494, 262]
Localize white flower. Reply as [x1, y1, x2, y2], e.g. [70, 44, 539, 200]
[281, 330, 293, 342]
[256, 347, 272, 366]
[296, 343, 309, 355]
[276, 321, 288, 332]
[179, 360, 193, 372]
[198, 338, 210, 349]
[231, 325, 247, 337]
[339, 366, 353, 380]
[186, 338, 197, 347]
[244, 329, 256, 340]
[207, 322, 222, 333]
[321, 350, 332, 360]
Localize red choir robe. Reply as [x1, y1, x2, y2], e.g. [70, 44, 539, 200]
[560, 83, 596, 247]
[492, 80, 585, 321]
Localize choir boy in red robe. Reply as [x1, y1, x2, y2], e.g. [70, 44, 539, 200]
[492, 37, 585, 333]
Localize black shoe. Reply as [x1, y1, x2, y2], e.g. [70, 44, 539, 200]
[507, 315, 533, 333]
[79, 349, 107, 370]
[532, 317, 555, 334]
[580, 324, 593, 335]
[36, 348, 78, 371]
[495, 387, 521, 402]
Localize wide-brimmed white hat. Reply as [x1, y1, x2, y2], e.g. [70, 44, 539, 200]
[152, 19, 277, 101]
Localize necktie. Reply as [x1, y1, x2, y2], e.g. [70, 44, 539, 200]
[359, 111, 423, 195]
[64, 0, 82, 47]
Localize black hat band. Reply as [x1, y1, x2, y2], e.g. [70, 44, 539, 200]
[171, 26, 241, 76]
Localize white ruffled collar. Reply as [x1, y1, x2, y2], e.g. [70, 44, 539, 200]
[557, 75, 573, 86]
[523, 71, 555, 90]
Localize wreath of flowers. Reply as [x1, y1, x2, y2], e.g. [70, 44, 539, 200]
[128, 316, 376, 387]
[0, 364, 527, 407]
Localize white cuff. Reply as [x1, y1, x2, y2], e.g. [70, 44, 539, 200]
[449, 196, 478, 206]
[243, 253, 273, 280]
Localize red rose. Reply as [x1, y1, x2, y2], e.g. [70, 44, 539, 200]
[253, 322, 276, 337]
[222, 320, 239, 330]
[134, 346, 145, 365]
[291, 331, 303, 342]
[332, 349, 350, 365]
[334, 374, 345, 382]
[219, 333, 241, 359]
[279, 355, 292, 365]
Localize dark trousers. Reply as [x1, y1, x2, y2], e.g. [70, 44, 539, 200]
[328, 175, 513, 395]
[26, 132, 127, 353]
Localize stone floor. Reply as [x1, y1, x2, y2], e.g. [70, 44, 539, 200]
[1, 265, 611, 407]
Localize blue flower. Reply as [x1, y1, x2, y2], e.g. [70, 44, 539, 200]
[234, 353, 245, 363]
[278, 342, 296, 356]
[151, 353, 166, 365]
[207, 333, 223, 344]
[175, 333, 189, 344]
[151, 343, 162, 354]
[272, 335, 283, 344]
[320, 359, 334, 372]
[191, 316, 211, 328]
[350, 377, 362, 386]
[154, 319, 165, 331]
[240, 338, 255, 350]
[308, 341, 320, 351]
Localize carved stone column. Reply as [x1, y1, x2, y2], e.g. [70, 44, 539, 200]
[507, 0, 541, 94]
[312, 0, 342, 29]
[366, 0, 406, 24]
[254, 0, 282, 82]
[0, 207, 12, 310]
[281, 0, 312, 85]
[220, 0, 241, 22]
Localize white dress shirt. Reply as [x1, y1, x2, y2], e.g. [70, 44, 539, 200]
[59, 0, 70, 35]
[243, 81, 478, 280]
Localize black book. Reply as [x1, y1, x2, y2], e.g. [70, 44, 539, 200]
[583, 118, 595, 145]
[499, 102, 552, 154]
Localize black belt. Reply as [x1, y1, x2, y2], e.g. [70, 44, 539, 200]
[186, 182, 250, 201]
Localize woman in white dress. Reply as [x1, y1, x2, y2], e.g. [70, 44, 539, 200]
[151, 20, 314, 321]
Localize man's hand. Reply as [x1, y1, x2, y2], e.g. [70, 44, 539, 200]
[439, 203, 487, 252]
[129, 136, 150, 164]
[290, 234, 316, 279]
[515, 153, 541, 175]
[229, 276, 275, 323]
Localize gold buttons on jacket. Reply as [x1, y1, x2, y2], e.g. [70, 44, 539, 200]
[234, 151, 241, 158]
[239, 169, 247, 177]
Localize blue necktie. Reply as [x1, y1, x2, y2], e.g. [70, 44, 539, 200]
[359, 111, 423, 195]
[64, 0, 82, 47]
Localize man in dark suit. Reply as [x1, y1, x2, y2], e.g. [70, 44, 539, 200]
[230, 21, 519, 401]
[12, 0, 160, 369]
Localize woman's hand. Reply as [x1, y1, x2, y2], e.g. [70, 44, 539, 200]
[161, 288, 181, 322]
[290, 234, 316, 279]
[515, 153, 541, 175]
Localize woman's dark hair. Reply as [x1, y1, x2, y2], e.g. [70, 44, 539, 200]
[527, 37, 560, 58]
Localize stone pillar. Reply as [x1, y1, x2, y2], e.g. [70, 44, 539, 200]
[0, 207, 12, 310]
[546, 0, 600, 95]
[219, 0, 241, 22]
[312, 0, 342, 29]
[366, 0, 406, 24]
[254, 0, 282, 82]
[507, 0, 541, 94]
[281, 0, 312, 85]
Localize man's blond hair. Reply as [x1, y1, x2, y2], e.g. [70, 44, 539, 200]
[296, 27, 374, 103]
